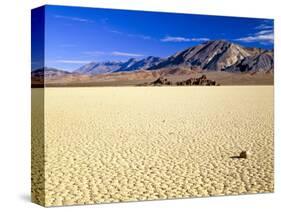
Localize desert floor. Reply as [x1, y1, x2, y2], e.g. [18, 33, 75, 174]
[33, 86, 274, 206]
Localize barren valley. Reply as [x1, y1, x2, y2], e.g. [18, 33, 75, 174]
[32, 86, 274, 206]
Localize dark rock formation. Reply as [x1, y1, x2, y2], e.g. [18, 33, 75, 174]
[150, 77, 171, 85]
[148, 75, 218, 86]
[176, 75, 217, 86]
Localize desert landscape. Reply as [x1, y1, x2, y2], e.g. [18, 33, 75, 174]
[31, 6, 274, 207]
[31, 40, 274, 206]
[32, 86, 274, 206]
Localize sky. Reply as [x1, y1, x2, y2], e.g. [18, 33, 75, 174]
[32, 5, 274, 71]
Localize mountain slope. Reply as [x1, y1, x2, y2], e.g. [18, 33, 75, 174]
[225, 51, 274, 72]
[149, 40, 273, 72]
[113, 56, 163, 72]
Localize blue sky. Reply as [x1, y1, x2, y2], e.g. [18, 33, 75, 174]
[32, 5, 274, 71]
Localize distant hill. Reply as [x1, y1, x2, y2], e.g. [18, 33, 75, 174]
[75, 56, 163, 75]
[31, 67, 71, 78]
[31, 67, 72, 87]
[75, 61, 124, 75]
[113, 56, 163, 72]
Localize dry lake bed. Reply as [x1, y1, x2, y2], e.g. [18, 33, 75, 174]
[32, 86, 274, 206]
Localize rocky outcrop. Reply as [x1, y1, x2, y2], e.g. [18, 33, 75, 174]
[147, 75, 218, 86]
[176, 75, 217, 86]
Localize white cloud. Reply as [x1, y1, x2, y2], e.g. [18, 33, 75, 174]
[161, 36, 209, 42]
[161, 36, 189, 42]
[255, 24, 273, 30]
[56, 60, 91, 64]
[54, 15, 94, 23]
[236, 29, 274, 44]
[255, 30, 273, 35]
[111, 51, 144, 57]
[190, 38, 210, 42]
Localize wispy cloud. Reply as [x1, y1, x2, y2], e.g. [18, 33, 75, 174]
[55, 60, 91, 64]
[111, 51, 144, 57]
[128, 33, 151, 40]
[161, 36, 209, 42]
[81, 51, 144, 57]
[82, 51, 106, 55]
[255, 23, 273, 30]
[108, 29, 123, 34]
[255, 30, 273, 36]
[107, 29, 151, 40]
[161, 36, 188, 42]
[235, 29, 274, 44]
[54, 15, 94, 23]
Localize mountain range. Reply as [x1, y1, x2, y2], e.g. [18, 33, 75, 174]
[72, 40, 273, 75]
[31, 40, 274, 86]
[75, 56, 164, 75]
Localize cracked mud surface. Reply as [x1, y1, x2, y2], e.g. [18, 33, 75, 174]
[32, 86, 274, 206]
